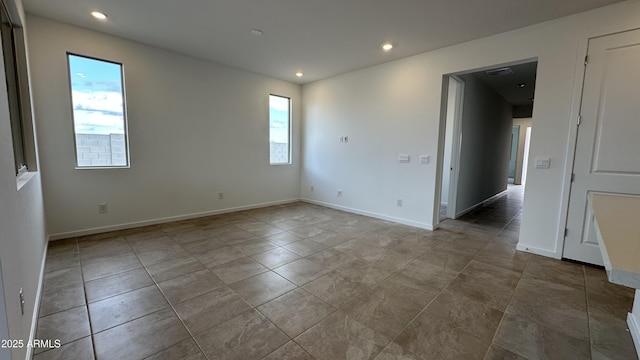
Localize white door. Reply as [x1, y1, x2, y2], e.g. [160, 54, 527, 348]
[564, 29, 640, 265]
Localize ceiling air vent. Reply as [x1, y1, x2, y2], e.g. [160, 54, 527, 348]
[485, 67, 513, 77]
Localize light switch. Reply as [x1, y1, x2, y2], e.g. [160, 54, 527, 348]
[535, 157, 551, 169]
[419, 155, 430, 164]
[398, 154, 410, 163]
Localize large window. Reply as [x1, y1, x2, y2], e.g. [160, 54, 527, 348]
[68, 54, 129, 168]
[269, 94, 291, 164]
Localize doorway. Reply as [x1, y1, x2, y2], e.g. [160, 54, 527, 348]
[437, 60, 537, 227]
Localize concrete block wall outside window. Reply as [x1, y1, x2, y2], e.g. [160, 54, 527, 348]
[75, 133, 126, 167]
[270, 142, 288, 164]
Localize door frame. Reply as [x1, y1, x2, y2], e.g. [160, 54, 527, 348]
[447, 76, 464, 220]
[434, 75, 465, 226]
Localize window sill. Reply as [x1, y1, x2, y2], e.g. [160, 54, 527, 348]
[16, 171, 37, 191]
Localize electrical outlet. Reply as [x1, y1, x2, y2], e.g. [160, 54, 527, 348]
[98, 203, 108, 213]
[397, 199, 403, 207]
[337, 190, 342, 197]
[310, 186, 315, 192]
[218, 192, 224, 200]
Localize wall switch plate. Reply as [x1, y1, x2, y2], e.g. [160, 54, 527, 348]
[218, 192, 224, 200]
[310, 186, 314, 192]
[397, 199, 403, 207]
[419, 155, 430, 164]
[398, 154, 410, 163]
[535, 157, 551, 169]
[98, 203, 108, 213]
[337, 190, 342, 197]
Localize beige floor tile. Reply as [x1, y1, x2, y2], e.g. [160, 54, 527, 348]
[425, 289, 503, 342]
[283, 238, 327, 257]
[36, 306, 91, 350]
[483, 344, 528, 360]
[174, 286, 252, 335]
[230, 271, 296, 306]
[493, 313, 591, 360]
[258, 288, 334, 337]
[145, 256, 205, 283]
[295, 311, 390, 360]
[85, 268, 153, 303]
[303, 270, 371, 307]
[194, 309, 288, 360]
[210, 256, 268, 284]
[144, 338, 206, 360]
[373, 342, 422, 360]
[38, 191, 635, 360]
[39, 283, 85, 317]
[506, 277, 589, 341]
[251, 247, 301, 268]
[274, 258, 330, 285]
[32, 336, 94, 360]
[88, 285, 169, 332]
[342, 281, 432, 339]
[262, 341, 315, 360]
[81, 253, 143, 281]
[93, 308, 190, 360]
[156, 269, 224, 304]
[395, 310, 489, 360]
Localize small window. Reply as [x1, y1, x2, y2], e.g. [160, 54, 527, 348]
[269, 94, 291, 164]
[67, 54, 129, 168]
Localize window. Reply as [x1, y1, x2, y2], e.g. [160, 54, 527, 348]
[67, 54, 129, 168]
[269, 94, 291, 164]
[1, 2, 27, 175]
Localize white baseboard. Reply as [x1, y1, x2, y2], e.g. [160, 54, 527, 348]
[25, 245, 48, 360]
[454, 189, 507, 218]
[516, 243, 561, 259]
[48, 198, 300, 240]
[301, 198, 434, 230]
[628, 312, 640, 360]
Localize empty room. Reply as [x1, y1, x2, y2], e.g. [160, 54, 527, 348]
[1, 0, 640, 359]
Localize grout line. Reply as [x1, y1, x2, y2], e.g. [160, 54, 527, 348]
[76, 238, 100, 360]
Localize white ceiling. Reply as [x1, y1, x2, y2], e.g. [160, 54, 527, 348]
[23, 0, 623, 84]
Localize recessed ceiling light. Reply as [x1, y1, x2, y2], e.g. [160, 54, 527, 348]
[295, 72, 303, 77]
[251, 29, 263, 36]
[91, 11, 107, 20]
[382, 43, 393, 51]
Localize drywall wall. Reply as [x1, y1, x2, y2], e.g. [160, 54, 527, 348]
[0, 1, 48, 359]
[513, 118, 533, 185]
[27, 15, 302, 238]
[302, 0, 640, 257]
[455, 74, 512, 216]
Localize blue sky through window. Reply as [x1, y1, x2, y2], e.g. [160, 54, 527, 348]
[269, 95, 289, 144]
[68, 54, 125, 135]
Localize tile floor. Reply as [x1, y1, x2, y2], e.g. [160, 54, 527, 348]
[34, 185, 637, 359]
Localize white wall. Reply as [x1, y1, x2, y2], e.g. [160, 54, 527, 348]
[27, 16, 302, 238]
[455, 74, 512, 216]
[302, 0, 640, 257]
[0, 1, 48, 359]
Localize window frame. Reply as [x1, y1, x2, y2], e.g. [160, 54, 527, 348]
[268, 94, 292, 165]
[66, 52, 131, 169]
[1, 1, 27, 176]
